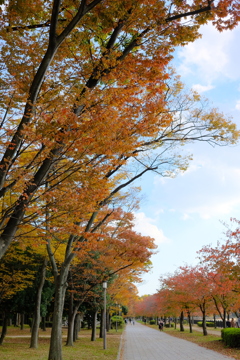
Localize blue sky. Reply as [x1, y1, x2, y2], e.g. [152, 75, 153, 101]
[134, 23, 240, 296]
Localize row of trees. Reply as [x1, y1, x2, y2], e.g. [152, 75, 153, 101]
[134, 220, 240, 336]
[0, 206, 155, 345]
[0, 1, 240, 359]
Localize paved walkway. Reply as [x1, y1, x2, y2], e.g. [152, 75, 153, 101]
[122, 322, 234, 360]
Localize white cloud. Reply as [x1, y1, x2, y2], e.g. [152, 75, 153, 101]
[150, 143, 240, 222]
[182, 213, 190, 220]
[236, 100, 240, 110]
[134, 212, 170, 244]
[180, 161, 205, 176]
[154, 208, 164, 216]
[192, 84, 215, 93]
[177, 23, 240, 83]
[184, 199, 240, 220]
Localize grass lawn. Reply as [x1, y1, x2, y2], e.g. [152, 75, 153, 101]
[0, 326, 122, 360]
[145, 323, 240, 360]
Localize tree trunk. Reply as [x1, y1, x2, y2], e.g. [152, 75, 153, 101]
[0, 311, 8, 345]
[91, 310, 97, 341]
[202, 309, 208, 336]
[73, 313, 80, 342]
[48, 272, 68, 360]
[17, 313, 20, 327]
[180, 311, 184, 332]
[99, 308, 103, 338]
[41, 316, 46, 331]
[20, 313, 24, 330]
[106, 309, 110, 332]
[66, 308, 77, 346]
[187, 311, 192, 333]
[30, 258, 47, 348]
[66, 290, 74, 347]
[223, 308, 226, 328]
[174, 317, 177, 329]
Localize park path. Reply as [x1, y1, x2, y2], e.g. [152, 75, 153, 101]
[121, 322, 234, 360]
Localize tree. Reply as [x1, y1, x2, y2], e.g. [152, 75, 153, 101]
[0, 243, 38, 344]
[198, 230, 240, 327]
[0, 0, 239, 260]
[159, 271, 197, 332]
[0, 244, 36, 304]
[160, 266, 213, 335]
[30, 256, 48, 348]
[63, 207, 156, 345]
[0, 2, 240, 359]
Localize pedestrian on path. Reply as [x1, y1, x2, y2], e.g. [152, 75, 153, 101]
[158, 319, 163, 331]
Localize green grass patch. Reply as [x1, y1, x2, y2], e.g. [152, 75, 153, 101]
[0, 327, 122, 360]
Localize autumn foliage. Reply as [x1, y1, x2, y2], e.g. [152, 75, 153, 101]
[132, 219, 240, 338]
[0, 1, 240, 359]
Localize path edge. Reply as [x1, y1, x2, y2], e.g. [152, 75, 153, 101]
[116, 329, 125, 360]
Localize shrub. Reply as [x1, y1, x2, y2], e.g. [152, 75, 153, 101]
[206, 322, 215, 327]
[221, 328, 240, 348]
[196, 321, 214, 327]
[165, 324, 174, 328]
[149, 320, 156, 325]
[111, 316, 124, 328]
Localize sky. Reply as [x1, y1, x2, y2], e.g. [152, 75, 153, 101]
[133, 22, 240, 296]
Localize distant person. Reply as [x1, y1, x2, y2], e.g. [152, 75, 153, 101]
[158, 319, 163, 331]
[226, 319, 231, 328]
[237, 317, 240, 328]
[231, 318, 235, 327]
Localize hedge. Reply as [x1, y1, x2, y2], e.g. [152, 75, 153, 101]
[221, 328, 240, 348]
[197, 321, 215, 327]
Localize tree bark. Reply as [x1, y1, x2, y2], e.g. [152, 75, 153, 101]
[99, 308, 103, 338]
[202, 308, 208, 336]
[91, 310, 97, 341]
[0, 311, 8, 345]
[41, 316, 46, 331]
[48, 272, 68, 360]
[223, 308, 226, 328]
[20, 313, 24, 330]
[187, 311, 192, 333]
[106, 309, 110, 332]
[30, 257, 47, 348]
[73, 313, 81, 342]
[66, 308, 77, 346]
[180, 311, 184, 332]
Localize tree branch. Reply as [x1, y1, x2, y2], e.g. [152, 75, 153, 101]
[166, 1, 213, 22]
